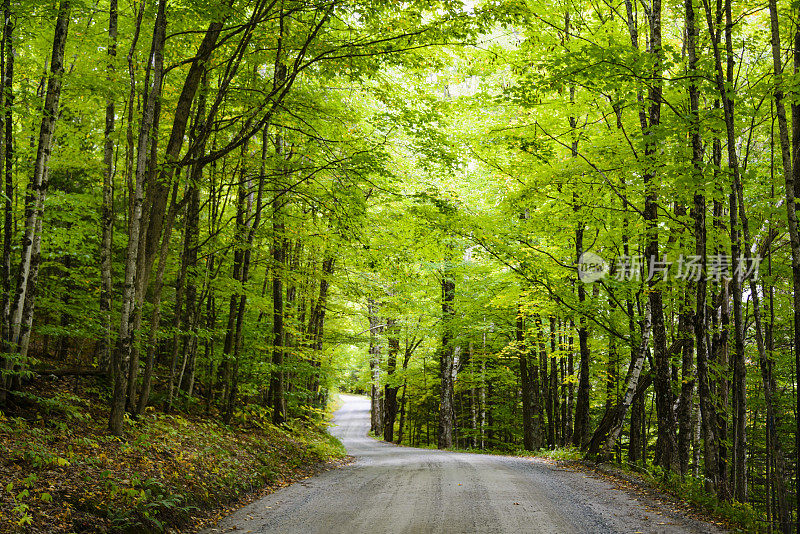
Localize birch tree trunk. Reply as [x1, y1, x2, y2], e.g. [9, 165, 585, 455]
[98, 0, 117, 377]
[2, 0, 70, 400]
[585, 303, 651, 459]
[109, 0, 165, 435]
[0, 0, 13, 403]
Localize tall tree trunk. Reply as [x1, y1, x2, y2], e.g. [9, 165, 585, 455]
[438, 268, 456, 449]
[126, 20, 225, 413]
[98, 0, 117, 377]
[281, 239, 300, 402]
[266, 27, 289, 423]
[677, 298, 695, 477]
[629, 384, 645, 464]
[396, 337, 415, 445]
[532, 314, 548, 447]
[2, 0, 70, 400]
[702, 0, 748, 497]
[139, 20, 225, 290]
[138, 188, 179, 413]
[124, 111, 160, 413]
[767, 1, 799, 528]
[223, 129, 265, 423]
[644, 0, 678, 472]
[572, 280, 591, 448]
[368, 298, 382, 434]
[0, 0, 13, 401]
[570, 87, 591, 449]
[109, 0, 165, 435]
[268, 182, 287, 424]
[714, 253, 732, 499]
[164, 228, 188, 410]
[518, 303, 536, 450]
[761, 230, 791, 533]
[624, 0, 677, 472]
[560, 331, 568, 446]
[549, 316, 559, 446]
[162, 71, 207, 413]
[605, 325, 618, 414]
[586, 303, 651, 459]
[307, 253, 334, 407]
[383, 318, 399, 442]
[687, 0, 723, 490]
[566, 323, 575, 444]
[123, 0, 144, 241]
[534, 314, 554, 448]
[793, 25, 800, 531]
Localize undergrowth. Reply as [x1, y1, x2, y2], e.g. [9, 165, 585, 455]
[637, 465, 759, 532]
[0, 378, 345, 533]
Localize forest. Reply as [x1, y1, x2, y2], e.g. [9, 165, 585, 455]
[0, 0, 799, 531]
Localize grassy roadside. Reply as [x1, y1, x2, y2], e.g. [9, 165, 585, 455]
[574, 458, 757, 532]
[522, 447, 756, 531]
[0, 378, 346, 534]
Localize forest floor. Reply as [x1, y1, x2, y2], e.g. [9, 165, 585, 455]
[0, 374, 346, 533]
[204, 394, 729, 534]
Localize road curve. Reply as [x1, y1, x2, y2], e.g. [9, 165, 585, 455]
[201, 394, 725, 534]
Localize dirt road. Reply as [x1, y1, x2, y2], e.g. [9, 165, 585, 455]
[201, 394, 726, 533]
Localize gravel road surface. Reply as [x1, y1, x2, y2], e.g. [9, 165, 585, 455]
[201, 394, 726, 534]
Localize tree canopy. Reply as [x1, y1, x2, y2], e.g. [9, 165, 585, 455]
[0, 0, 799, 531]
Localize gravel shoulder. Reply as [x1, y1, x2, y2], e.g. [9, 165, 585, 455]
[200, 394, 729, 534]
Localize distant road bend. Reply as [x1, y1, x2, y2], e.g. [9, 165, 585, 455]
[203, 394, 726, 533]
